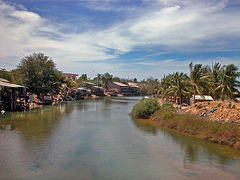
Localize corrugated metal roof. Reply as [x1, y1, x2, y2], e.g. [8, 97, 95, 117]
[113, 82, 129, 87]
[194, 95, 213, 101]
[0, 78, 10, 83]
[127, 82, 139, 88]
[0, 81, 24, 88]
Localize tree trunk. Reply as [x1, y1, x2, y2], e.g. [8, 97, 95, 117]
[221, 85, 225, 102]
[193, 86, 196, 104]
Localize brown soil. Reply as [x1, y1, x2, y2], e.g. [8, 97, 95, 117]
[183, 101, 240, 124]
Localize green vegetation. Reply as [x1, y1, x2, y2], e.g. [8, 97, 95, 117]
[150, 105, 240, 150]
[139, 77, 159, 96]
[156, 62, 240, 103]
[16, 53, 63, 96]
[131, 98, 159, 119]
[0, 68, 12, 81]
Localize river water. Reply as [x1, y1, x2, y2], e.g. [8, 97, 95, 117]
[0, 97, 240, 180]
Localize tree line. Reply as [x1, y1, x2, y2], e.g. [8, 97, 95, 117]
[1, 52, 239, 102]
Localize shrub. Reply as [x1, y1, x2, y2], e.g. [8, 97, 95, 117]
[131, 98, 159, 119]
[162, 111, 173, 119]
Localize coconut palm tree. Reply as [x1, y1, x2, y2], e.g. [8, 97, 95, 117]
[157, 74, 173, 102]
[204, 62, 221, 100]
[166, 72, 190, 104]
[189, 62, 208, 103]
[158, 72, 191, 104]
[215, 64, 240, 101]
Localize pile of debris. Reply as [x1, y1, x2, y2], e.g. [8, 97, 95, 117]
[184, 101, 240, 124]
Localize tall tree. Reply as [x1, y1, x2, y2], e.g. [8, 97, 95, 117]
[16, 52, 63, 96]
[157, 74, 172, 100]
[158, 73, 190, 104]
[79, 74, 88, 81]
[101, 72, 113, 89]
[215, 64, 240, 101]
[204, 63, 221, 100]
[189, 62, 207, 103]
[167, 72, 190, 104]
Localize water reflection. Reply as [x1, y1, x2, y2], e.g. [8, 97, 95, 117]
[131, 118, 158, 136]
[131, 117, 240, 167]
[0, 97, 240, 179]
[0, 102, 75, 174]
[0, 103, 74, 135]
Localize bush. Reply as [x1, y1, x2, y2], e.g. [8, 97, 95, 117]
[131, 98, 159, 119]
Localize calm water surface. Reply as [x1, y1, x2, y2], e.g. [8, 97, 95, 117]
[1, 97, 240, 180]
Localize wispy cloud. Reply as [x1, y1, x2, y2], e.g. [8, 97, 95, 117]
[0, 0, 239, 80]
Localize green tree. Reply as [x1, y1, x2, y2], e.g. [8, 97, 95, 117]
[166, 72, 190, 104]
[10, 68, 23, 85]
[157, 72, 190, 104]
[189, 62, 208, 103]
[79, 74, 88, 81]
[112, 76, 121, 82]
[215, 64, 240, 101]
[16, 52, 63, 96]
[139, 77, 159, 96]
[0, 68, 12, 81]
[204, 63, 221, 100]
[133, 78, 138, 83]
[101, 72, 113, 89]
[157, 74, 172, 100]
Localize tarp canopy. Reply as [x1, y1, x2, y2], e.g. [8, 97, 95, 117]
[78, 87, 86, 90]
[0, 81, 25, 88]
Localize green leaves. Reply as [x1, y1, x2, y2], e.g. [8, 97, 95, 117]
[16, 52, 62, 96]
[131, 98, 159, 119]
[157, 62, 239, 103]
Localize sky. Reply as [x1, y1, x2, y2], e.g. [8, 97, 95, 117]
[0, 0, 240, 80]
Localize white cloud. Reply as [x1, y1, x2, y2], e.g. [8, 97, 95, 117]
[0, 0, 239, 80]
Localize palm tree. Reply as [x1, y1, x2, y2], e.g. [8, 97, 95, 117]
[158, 72, 190, 104]
[189, 62, 207, 103]
[215, 64, 240, 101]
[166, 72, 190, 104]
[157, 74, 173, 102]
[204, 62, 221, 100]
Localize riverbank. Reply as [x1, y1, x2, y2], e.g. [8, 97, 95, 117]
[151, 104, 240, 150]
[131, 99, 240, 150]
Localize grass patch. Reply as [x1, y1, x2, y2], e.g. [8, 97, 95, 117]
[131, 98, 159, 119]
[150, 105, 240, 150]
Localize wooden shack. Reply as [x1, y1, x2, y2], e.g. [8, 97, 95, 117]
[190, 95, 213, 105]
[0, 78, 26, 111]
[109, 82, 140, 96]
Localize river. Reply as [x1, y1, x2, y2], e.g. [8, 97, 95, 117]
[0, 97, 240, 179]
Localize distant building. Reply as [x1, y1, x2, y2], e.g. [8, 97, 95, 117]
[85, 82, 105, 96]
[62, 73, 78, 81]
[109, 82, 140, 96]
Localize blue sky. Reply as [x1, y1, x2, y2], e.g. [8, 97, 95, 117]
[0, 0, 240, 80]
